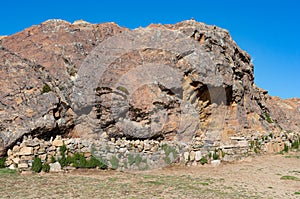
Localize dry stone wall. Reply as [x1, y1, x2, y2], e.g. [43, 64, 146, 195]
[5, 131, 299, 172]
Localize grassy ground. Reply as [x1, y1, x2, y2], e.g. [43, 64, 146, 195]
[0, 151, 299, 199]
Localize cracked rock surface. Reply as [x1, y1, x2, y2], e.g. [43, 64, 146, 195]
[0, 19, 299, 155]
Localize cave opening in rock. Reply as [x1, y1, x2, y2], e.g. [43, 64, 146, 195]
[196, 84, 233, 105]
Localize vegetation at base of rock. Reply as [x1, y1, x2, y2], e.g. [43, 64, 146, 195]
[221, 150, 226, 158]
[200, 157, 208, 165]
[127, 153, 145, 167]
[58, 144, 68, 167]
[60, 144, 67, 154]
[42, 163, 50, 173]
[110, 156, 119, 170]
[295, 192, 300, 195]
[0, 157, 6, 168]
[59, 152, 108, 169]
[280, 175, 300, 181]
[291, 139, 299, 149]
[32, 157, 42, 173]
[212, 150, 219, 160]
[162, 144, 177, 164]
[50, 156, 56, 163]
[41, 84, 51, 94]
[283, 144, 289, 153]
[0, 168, 16, 174]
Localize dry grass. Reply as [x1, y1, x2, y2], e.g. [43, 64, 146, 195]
[1, 151, 299, 198]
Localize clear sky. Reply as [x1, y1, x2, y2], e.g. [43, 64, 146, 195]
[0, 0, 299, 99]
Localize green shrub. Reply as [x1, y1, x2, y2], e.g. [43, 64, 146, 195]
[32, 157, 42, 173]
[221, 150, 226, 158]
[265, 113, 272, 123]
[212, 150, 219, 160]
[292, 140, 299, 149]
[59, 144, 67, 154]
[50, 156, 56, 163]
[135, 154, 142, 166]
[91, 156, 108, 169]
[283, 144, 289, 153]
[58, 144, 68, 167]
[42, 163, 50, 173]
[110, 156, 119, 170]
[128, 154, 135, 166]
[41, 84, 51, 94]
[162, 144, 177, 157]
[0, 157, 6, 168]
[162, 144, 177, 165]
[71, 153, 87, 168]
[58, 156, 68, 167]
[200, 157, 208, 165]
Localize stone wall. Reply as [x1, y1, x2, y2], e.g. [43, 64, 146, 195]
[4, 131, 299, 172]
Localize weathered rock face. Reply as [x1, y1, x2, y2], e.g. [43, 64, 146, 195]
[0, 19, 299, 156]
[0, 19, 126, 155]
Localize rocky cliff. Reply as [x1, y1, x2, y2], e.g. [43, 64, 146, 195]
[0, 19, 299, 156]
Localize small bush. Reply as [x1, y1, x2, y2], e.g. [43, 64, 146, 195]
[58, 145, 68, 167]
[265, 113, 272, 123]
[212, 150, 219, 160]
[50, 156, 56, 163]
[42, 163, 50, 173]
[72, 153, 87, 168]
[59, 144, 67, 154]
[291, 140, 299, 149]
[128, 154, 135, 166]
[162, 144, 178, 158]
[135, 154, 142, 166]
[41, 84, 51, 94]
[110, 156, 119, 170]
[32, 157, 42, 173]
[200, 157, 208, 165]
[58, 156, 68, 167]
[283, 144, 289, 153]
[221, 150, 226, 158]
[0, 157, 6, 168]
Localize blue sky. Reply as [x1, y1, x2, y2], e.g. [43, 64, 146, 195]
[0, 0, 299, 99]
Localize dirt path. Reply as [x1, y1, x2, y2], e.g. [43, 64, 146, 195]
[0, 152, 299, 198]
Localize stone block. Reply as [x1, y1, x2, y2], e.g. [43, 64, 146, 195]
[52, 139, 64, 147]
[12, 145, 20, 152]
[19, 147, 33, 155]
[12, 157, 20, 164]
[18, 163, 29, 169]
[183, 151, 189, 161]
[189, 151, 195, 161]
[50, 162, 62, 172]
[195, 151, 202, 162]
[211, 160, 221, 167]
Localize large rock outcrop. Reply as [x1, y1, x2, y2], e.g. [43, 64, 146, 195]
[0, 19, 299, 156]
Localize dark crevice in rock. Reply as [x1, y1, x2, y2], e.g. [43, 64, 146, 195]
[196, 85, 233, 106]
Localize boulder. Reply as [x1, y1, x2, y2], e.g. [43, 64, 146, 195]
[0, 19, 299, 156]
[49, 162, 62, 172]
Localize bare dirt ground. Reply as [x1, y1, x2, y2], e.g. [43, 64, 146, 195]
[0, 151, 299, 199]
